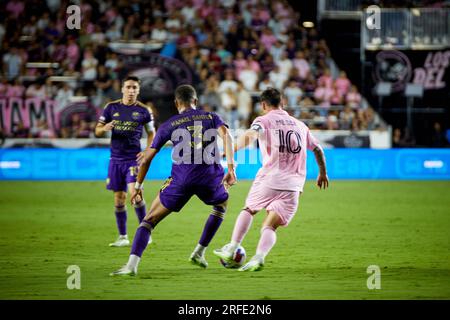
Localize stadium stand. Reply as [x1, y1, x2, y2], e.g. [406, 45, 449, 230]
[3, 0, 432, 143]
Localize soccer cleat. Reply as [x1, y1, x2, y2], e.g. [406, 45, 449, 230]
[189, 252, 208, 268]
[109, 265, 137, 276]
[213, 244, 234, 264]
[109, 235, 130, 247]
[238, 255, 264, 272]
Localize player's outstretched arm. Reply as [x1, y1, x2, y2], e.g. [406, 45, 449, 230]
[313, 145, 329, 189]
[131, 148, 158, 204]
[217, 125, 237, 189]
[234, 128, 258, 152]
[94, 121, 114, 137]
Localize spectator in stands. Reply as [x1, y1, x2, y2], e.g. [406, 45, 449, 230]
[105, 79, 122, 101]
[339, 105, 355, 130]
[276, 51, 293, 76]
[11, 121, 29, 138]
[2, 47, 23, 80]
[25, 81, 47, 99]
[199, 74, 222, 114]
[346, 85, 362, 109]
[292, 50, 310, 80]
[431, 122, 447, 148]
[318, 68, 333, 88]
[268, 65, 288, 90]
[5, 78, 25, 98]
[233, 51, 248, 79]
[220, 87, 238, 130]
[94, 65, 112, 95]
[314, 82, 333, 111]
[54, 83, 74, 113]
[284, 80, 303, 116]
[330, 84, 344, 106]
[81, 47, 98, 83]
[0, 79, 8, 97]
[238, 63, 258, 91]
[236, 81, 252, 128]
[218, 70, 238, 94]
[334, 71, 351, 96]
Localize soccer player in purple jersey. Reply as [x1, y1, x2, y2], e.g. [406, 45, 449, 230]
[110, 84, 237, 276]
[95, 76, 155, 247]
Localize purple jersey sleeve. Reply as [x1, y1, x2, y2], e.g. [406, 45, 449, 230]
[150, 123, 170, 150]
[98, 105, 112, 124]
[211, 112, 227, 129]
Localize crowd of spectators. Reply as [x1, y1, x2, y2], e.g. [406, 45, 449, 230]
[0, 0, 382, 139]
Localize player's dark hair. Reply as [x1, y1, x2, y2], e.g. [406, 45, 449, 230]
[175, 84, 197, 104]
[122, 76, 141, 86]
[260, 87, 281, 107]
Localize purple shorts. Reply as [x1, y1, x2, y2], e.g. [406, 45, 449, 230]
[158, 176, 229, 212]
[106, 160, 139, 192]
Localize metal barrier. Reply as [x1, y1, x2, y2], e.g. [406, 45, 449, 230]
[362, 8, 449, 50]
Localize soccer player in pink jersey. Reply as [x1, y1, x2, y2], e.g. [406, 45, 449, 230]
[214, 88, 329, 271]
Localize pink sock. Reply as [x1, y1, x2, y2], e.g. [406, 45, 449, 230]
[256, 226, 277, 258]
[231, 210, 253, 244]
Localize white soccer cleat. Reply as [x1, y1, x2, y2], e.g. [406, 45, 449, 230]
[109, 235, 130, 247]
[238, 255, 264, 272]
[213, 244, 234, 264]
[109, 265, 137, 276]
[189, 252, 208, 268]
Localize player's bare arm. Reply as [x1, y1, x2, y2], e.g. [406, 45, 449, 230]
[235, 128, 258, 152]
[94, 121, 114, 137]
[217, 124, 237, 189]
[313, 145, 329, 189]
[131, 148, 158, 204]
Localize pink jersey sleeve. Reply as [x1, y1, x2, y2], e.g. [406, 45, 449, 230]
[306, 127, 320, 151]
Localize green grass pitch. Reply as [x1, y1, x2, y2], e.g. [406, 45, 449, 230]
[0, 180, 449, 300]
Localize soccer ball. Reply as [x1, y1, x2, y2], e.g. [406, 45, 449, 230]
[220, 246, 246, 269]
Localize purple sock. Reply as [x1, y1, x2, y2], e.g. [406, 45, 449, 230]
[199, 207, 225, 247]
[133, 200, 146, 223]
[115, 205, 127, 236]
[130, 221, 153, 257]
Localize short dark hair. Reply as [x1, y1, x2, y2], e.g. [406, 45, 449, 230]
[175, 84, 197, 104]
[122, 76, 140, 86]
[260, 87, 281, 107]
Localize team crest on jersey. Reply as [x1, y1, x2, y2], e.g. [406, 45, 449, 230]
[113, 112, 120, 117]
[132, 112, 141, 120]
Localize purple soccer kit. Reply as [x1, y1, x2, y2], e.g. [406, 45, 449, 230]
[130, 108, 229, 258]
[98, 100, 154, 235]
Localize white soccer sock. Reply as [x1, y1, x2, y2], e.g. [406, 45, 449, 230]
[228, 241, 240, 253]
[194, 244, 206, 256]
[127, 254, 141, 270]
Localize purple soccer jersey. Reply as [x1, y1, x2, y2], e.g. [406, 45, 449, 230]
[99, 100, 153, 191]
[150, 108, 229, 211]
[99, 100, 153, 162]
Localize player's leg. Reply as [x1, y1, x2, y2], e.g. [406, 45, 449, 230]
[239, 211, 282, 272]
[213, 207, 258, 262]
[127, 182, 152, 244]
[110, 194, 172, 276]
[126, 164, 147, 224]
[109, 191, 130, 247]
[239, 190, 299, 272]
[189, 200, 228, 268]
[213, 179, 268, 262]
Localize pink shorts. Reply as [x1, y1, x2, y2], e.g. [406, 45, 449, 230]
[245, 179, 300, 226]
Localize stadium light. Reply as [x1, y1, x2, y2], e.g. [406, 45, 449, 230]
[303, 21, 315, 28]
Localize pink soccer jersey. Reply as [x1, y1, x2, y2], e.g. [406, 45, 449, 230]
[250, 109, 320, 192]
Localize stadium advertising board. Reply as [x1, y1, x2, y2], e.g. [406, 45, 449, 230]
[0, 148, 448, 180]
